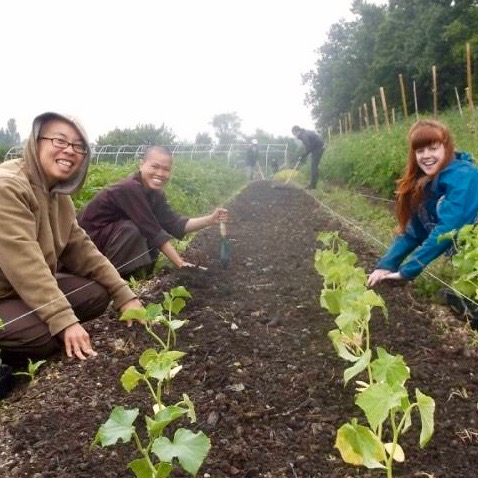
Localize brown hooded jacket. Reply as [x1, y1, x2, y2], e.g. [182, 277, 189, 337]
[0, 112, 136, 336]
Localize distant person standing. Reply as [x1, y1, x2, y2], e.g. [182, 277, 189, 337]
[291, 125, 325, 189]
[271, 158, 279, 174]
[246, 139, 260, 181]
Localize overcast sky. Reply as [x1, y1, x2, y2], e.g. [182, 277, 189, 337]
[1, 0, 385, 143]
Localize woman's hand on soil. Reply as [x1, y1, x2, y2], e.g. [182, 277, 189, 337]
[60, 323, 97, 360]
[367, 269, 402, 287]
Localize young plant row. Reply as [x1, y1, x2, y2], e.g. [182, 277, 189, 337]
[91, 286, 211, 478]
[315, 231, 435, 478]
[440, 225, 478, 302]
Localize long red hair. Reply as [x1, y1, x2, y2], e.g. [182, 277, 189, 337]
[395, 119, 455, 233]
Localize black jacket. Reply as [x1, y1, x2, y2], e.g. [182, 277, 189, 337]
[296, 129, 324, 156]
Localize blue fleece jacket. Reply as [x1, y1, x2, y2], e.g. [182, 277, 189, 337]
[376, 152, 478, 279]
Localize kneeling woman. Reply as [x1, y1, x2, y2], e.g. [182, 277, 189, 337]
[368, 119, 478, 286]
[0, 112, 142, 366]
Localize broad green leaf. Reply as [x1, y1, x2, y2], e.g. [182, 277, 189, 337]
[335, 420, 386, 469]
[370, 347, 410, 386]
[314, 249, 338, 276]
[120, 307, 148, 322]
[356, 382, 405, 431]
[335, 305, 366, 332]
[93, 406, 139, 447]
[145, 303, 164, 319]
[153, 429, 211, 476]
[121, 365, 143, 392]
[320, 289, 343, 314]
[128, 458, 173, 478]
[416, 389, 435, 447]
[361, 290, 388, 318]
[344, 349, 371, 384]
[316, 230, 339, 247]
[163, 297, 186, 315]
[328, 329, 360, 362]
[145, 357, 177, 382]
[170, 285, 192, 299]
[139, 348, 162, 368]
[146, 406, 188, 438]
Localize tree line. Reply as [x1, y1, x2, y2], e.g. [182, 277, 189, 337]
[0, 112, 294, 157]
[304, 0, 478, 133]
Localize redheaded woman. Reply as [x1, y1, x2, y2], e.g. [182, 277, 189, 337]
[368, 119, 478, 286]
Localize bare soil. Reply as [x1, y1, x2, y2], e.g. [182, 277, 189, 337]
[1, 180, 477, 478]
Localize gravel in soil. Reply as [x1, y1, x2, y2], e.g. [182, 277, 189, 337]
[1, 180, 477, 478]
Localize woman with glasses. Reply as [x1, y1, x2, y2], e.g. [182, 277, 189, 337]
[0, 112, 143, 368]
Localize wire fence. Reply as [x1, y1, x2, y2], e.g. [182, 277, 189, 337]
[4, 142, 290, 176]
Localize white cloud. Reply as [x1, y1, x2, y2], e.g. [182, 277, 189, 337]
[0, 0, 383, 143]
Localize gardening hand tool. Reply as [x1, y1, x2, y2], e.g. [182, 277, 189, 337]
[219, 220, 232, 268]
[284, 157, 303, 185]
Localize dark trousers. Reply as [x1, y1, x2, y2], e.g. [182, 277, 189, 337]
[100, 220, 159, 278]
[309, 148, 325, 188]
[0, 273, 110, 366]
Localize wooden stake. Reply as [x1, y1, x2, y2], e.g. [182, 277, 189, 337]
[466, 43, 475, 114]
[432, 65, 438, 117]
[399, 73, 408, 120]
[413, 80, 419, 119]
[455, 87, 463, 116]
[371, 96, 379, 132]
[380, 87, 390, 132]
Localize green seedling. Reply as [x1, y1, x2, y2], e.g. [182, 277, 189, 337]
[316, 231, 435, 478]
[92, 286, 211, 477]
[120, 286, 192, 350]
[12, 358, 46, 385]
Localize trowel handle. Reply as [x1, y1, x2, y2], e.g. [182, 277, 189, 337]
[220, 220, 227, 237]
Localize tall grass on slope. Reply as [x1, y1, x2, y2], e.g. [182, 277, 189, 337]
[319, 110, 478, 199]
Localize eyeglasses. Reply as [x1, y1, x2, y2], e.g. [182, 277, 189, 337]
[39, 136, 88, 155]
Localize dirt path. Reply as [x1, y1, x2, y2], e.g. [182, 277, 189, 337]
[1, 180, 477, 478]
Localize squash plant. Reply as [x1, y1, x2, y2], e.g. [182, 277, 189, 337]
[315, 232, 435, 478]
[440, 224, 478, 300]
[92, 286, 211, 477]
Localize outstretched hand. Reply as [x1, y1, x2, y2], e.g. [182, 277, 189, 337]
[367, 269, 403, 287]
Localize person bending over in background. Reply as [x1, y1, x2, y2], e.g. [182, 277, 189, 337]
[78, 146, 228, 278]
[368, 119, 478, 287]
[291, 125, 325, 190]
[0, 112, 143, 366]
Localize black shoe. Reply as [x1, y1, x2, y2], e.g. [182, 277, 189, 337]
[441, 288, 478, 328]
